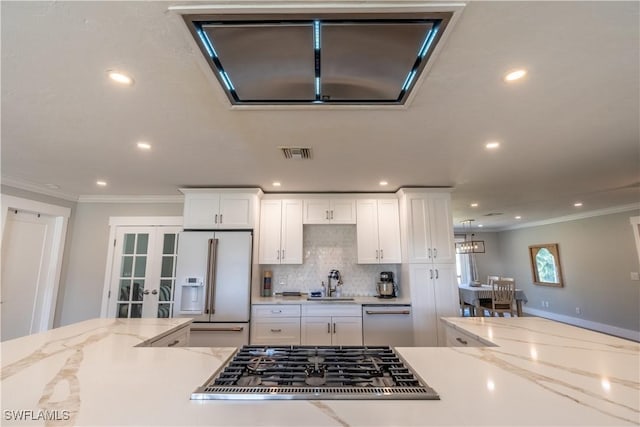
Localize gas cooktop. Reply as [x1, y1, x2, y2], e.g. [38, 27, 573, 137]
[192, 345, 439, 400]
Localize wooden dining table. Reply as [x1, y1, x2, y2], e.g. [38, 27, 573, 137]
[458, 283, 528, 316]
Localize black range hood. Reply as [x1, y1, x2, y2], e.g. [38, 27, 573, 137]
[182, 12, 453, 105]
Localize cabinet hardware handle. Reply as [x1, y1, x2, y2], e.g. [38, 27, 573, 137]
[276, 250, 280, 260]
[270, 329, 282, 333]
[380, 249, 384, 259]
[167, 339, 180, 347]
[327, 323, 331, 334]
[282, 249, 285, 259]
[326, 210, 329, 220]
[330, 210, 334, 220]
[435, 269, 439, 279]
[456, 337, 468, 345]
[430, 269, 433, 280]
[428, 248, 432, 258]
[192, 327, 244, 332]
[215, 214, 218, 224]
[434, 248, 438, 258]
[365, 310, 411, 315]
[219, 214, 223, 224]
[333, 323, 336, 334]
[271, 310, 282, 314]
[375, 250, 379, 259]
[151, 289, 158, 295]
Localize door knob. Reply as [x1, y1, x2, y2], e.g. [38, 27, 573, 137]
[151, 289, 158, 295]
[143, 289, 150, 295]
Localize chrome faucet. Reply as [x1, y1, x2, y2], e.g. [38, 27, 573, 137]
[327, 270, 343, 297]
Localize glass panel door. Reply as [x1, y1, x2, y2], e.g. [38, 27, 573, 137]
[108, 226, 181, 318]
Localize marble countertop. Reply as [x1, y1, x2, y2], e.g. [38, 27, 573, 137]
[1, 317, 638, 426]
[252, 295, 412, 305]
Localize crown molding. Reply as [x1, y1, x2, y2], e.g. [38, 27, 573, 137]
[77, 195, 184, 204]
[499, 203, 640, 231]
[1, 176, 79, 202]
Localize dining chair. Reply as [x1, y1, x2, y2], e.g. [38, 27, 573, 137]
[480, 279, 516, 317]
[487, 275, 500, 285]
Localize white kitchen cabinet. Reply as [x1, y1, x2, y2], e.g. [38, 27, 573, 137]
[146, 324, 190, 347]
[409, 263, 458, 346]
[405, 192, 455, 264]
[303, 199, 356, 224]
[444, 324, 487, 347]
[181, 189, 259, 229]
[301, 304, 362, 345]
[356, 199, 401, 264]
[250, 304, 301, 345]
[258, 199, 303, 264]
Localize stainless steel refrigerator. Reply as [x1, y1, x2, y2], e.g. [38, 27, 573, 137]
[174, 231, 252, 346]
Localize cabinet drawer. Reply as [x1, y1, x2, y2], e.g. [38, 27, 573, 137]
[302, 304, 361, 317]
[150, 327, 190, 347]
[251, 318, 301, 345]
[444, 326, 485, 347]
[252, 304, 301, 317]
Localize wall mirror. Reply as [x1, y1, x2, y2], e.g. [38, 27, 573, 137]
[528, 243, 564, 287]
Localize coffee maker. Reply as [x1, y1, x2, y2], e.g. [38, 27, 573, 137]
[376, 271, 398, 298]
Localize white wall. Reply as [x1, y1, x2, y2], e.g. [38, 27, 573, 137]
[59, 201, 182, 326]
[475, 210, 640, 336]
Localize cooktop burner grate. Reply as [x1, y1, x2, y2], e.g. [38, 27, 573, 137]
[192, 345, 439, 400]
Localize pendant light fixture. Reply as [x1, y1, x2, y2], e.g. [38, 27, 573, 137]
[455, 219, 485, 254]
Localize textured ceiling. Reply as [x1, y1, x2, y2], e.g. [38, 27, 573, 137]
[1, 1, 639, 230]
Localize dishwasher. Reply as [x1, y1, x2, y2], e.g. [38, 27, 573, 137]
[362, 304, 414, 346]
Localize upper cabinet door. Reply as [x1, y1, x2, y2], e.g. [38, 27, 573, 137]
[376, 199, 401, 264]
[182, 190, 258, 230]
[356, 200, 380, 264]
[303, 199, 331, 224]
[183, 194, 221, 229]
[280, 200, 303, 264]
[303, 199, 356, 224]
[258, 200, 283, 264]
[219, 194, 253, 228]
[328, 200, 356, 224]
[427, 195, 455, 264]
[406, 193, 455, 264]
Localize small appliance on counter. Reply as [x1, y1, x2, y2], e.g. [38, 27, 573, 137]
[376, 271, 397, 298]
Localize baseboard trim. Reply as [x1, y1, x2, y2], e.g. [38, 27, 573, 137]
[523, 307, 639, 342]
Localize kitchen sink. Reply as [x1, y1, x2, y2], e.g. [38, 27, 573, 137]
[306, 297, 355, 302]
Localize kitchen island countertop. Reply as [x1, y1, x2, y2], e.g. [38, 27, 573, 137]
[1, 316, 638, 426]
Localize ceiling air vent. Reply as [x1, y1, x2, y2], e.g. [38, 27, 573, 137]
[280, 147, 312, 159]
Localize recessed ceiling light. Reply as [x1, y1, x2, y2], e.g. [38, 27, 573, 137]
[96, 180, 107, 187]
[504, 69, 527, 82]
[379, 181, 388, 186]
[485, 141, 500, 149]
[470, 203, 478, 207]
[272, 182, 281, 187]
[515, 216, 522, 220]
[107, 70, 134, 86]
[574, 202, 583, 207]
[137, 142, 151, 150]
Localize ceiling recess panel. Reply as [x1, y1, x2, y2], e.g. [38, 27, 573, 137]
[184, 13, 452, 105]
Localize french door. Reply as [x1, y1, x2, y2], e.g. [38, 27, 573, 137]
[107, 226, 181, 318]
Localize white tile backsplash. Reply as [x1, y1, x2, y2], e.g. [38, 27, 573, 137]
[262, 225, 399, 296]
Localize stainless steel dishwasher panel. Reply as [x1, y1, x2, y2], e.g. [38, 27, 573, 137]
[362, 304, 414, 346]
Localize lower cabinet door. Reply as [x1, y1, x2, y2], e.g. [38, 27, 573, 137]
[250, 318, 301, 345]
[332, 316, 363, 346]
[301, 316, 333, 345]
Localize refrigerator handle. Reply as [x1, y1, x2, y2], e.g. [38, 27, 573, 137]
[205, 238, 219, 314]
